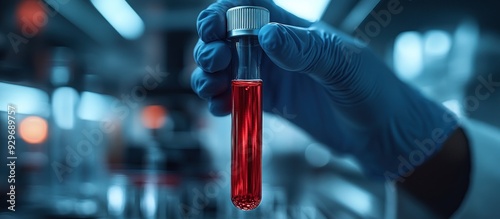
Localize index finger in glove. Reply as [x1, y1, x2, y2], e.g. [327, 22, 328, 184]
[194, 39, 232, 73]
[191, 67, 231, 100]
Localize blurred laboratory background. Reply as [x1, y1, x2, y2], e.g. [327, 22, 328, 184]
[0, 0, 499, 218]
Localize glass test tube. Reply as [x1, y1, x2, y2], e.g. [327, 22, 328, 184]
[226, 6, 269, 211]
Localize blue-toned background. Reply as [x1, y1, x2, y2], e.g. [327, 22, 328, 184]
[0, 0, 499, 218]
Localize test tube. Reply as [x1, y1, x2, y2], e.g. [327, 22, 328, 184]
[226, 6, 269, 211]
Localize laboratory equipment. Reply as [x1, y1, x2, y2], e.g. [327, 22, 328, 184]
[227, 6, 269, 211]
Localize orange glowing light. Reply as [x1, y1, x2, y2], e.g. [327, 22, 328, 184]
[16, 0, 47, 36]
[20, 116, 48, 144]
[141, 105, 167, 129]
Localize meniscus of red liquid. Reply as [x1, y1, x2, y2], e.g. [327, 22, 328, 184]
[231, 79, 262, 210]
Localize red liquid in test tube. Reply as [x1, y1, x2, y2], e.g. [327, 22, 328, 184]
[231, 80, 262, 210]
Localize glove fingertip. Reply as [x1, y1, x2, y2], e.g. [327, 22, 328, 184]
[208, 91, 231, 116]
[194, 41, 232, 73]
[259, 23, 284, 53]
[197, 10, 226, 42]
[259, 23, 306, 72]
[197, 0, 237, 42]
[209, 101, 231, 117]
[190, 67, 206, 94]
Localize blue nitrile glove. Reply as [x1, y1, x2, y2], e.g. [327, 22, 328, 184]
[191, 0, 458, 179]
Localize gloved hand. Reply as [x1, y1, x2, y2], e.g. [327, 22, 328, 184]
[192, 0, 457, 179]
